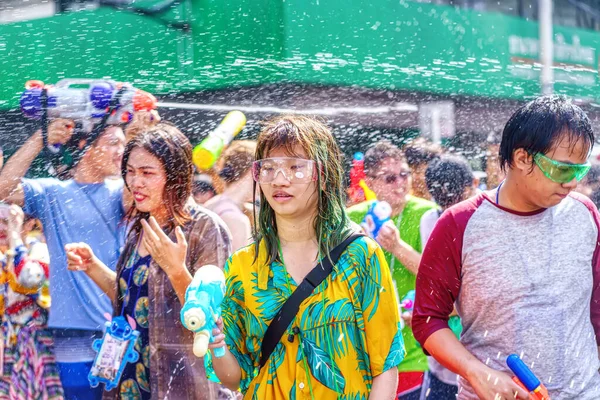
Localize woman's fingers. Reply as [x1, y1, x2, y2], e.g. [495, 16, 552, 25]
[175, 226, 187, 247]
[141, 219, 160, 243]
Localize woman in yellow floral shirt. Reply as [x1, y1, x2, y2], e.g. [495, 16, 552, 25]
[208, 116, 404, 400]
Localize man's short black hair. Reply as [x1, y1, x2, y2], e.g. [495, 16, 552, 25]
[404, 138, 442, 167]
[425, 154, 474, 208]
[499, 95, 594, 171]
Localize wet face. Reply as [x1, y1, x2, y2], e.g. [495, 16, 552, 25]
[516, 135, 589, 209]
[125, 148, 168, 216]
[365, 157, 412, 212]
[259, 146, 319, 220]
[88, 126, 126, 177]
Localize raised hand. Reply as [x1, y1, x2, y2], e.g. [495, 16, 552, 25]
[125, 110, 161, 142]
[140, 217, 188, 277]
[47, 118, 75, 146]
[65, 242, 97, 272]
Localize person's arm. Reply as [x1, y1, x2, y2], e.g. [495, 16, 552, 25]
[377, 221, 421, 275]
[424, 329, 527, 400]
[209, 318, 243, 391]
[207, 256, 254, 394]
[369, 368, 397, 400]
[0, 120, 74, 205]
[413, 208, 527, 400]
[583, 199, 600, 352]
[65, 242, 117, 301]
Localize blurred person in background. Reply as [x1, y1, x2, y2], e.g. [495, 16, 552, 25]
[347, 140, 436, 400]
[192, 174, 217, 205]
[0, 112, 156, 399]
[66, 125, 234, 399]
[0, 203, 62, 399]
[575, 164, 600, 197]
[404, 138, 442, 200]
[417, 154, 477, 399]
[484, 130, 505, 190]
[204, 140, 256, 253]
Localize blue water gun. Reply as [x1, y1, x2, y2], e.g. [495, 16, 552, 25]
[507, 354, 550, 400]
[181, 265, 226, 358]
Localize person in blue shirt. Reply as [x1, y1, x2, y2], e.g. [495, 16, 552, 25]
[0, 114, 155, 399]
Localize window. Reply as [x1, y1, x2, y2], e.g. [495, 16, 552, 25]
[0, 0, 56, 24]
[411, 0, 600, 31]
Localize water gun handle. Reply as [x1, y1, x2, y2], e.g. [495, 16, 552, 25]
[512, 377, 550, 400]
[213, 344, 226, 358]
[507, 354, 550, 400]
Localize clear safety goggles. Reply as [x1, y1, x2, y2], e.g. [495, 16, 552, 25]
[533, 153, 591, 184]
[252, 157, 317, 184]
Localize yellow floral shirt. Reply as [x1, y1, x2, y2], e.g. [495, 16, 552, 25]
[209, 235, 404, 400]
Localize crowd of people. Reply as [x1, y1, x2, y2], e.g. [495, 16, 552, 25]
[0, 94, 598, 400]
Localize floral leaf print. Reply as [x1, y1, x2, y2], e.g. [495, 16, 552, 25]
[227, 274, 244, 304]
[300, 299, 359, 359]
[244, 308, 266, 341]
[266, 344, 286, 384]
[355, 338, 372, 385]
[383, 322, 406, 371]
[251, 272, 287, 321]
[301, 336, 345, 393]
[361, 251, 383, 321]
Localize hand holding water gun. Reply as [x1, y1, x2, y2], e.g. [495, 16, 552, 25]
[507, 354, 551, 400]
[192, 111, 247, 171]
[181, 265, 227, 358]
[359, 180, 392, 240]
[399, 290, 415, 329]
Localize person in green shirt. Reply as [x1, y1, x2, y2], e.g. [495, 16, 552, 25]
[347, 141, 436, 400]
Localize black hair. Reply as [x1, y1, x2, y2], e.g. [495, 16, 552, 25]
[590, 189, 600, 210]
[193, 179, 216, 196]
[499, 95, 594, 171]
[425, 154, 474, 208]
[586, 164, 600, 183]
[404, 138, 442, 167]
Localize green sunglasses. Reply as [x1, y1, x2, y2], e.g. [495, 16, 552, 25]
[533, 153, 591, 184]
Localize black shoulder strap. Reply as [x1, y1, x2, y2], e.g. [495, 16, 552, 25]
[258, 233, 363, 369]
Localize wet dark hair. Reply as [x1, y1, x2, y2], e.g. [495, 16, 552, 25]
[499, 95, 594, 171]
[426, 154, 474, 209]
[218, 140, 256, 184]
[122, 122, 193, 234]
[364, 140, 406, 176]
[404, 138, 442, 167]
[192, 176, 216, 196]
